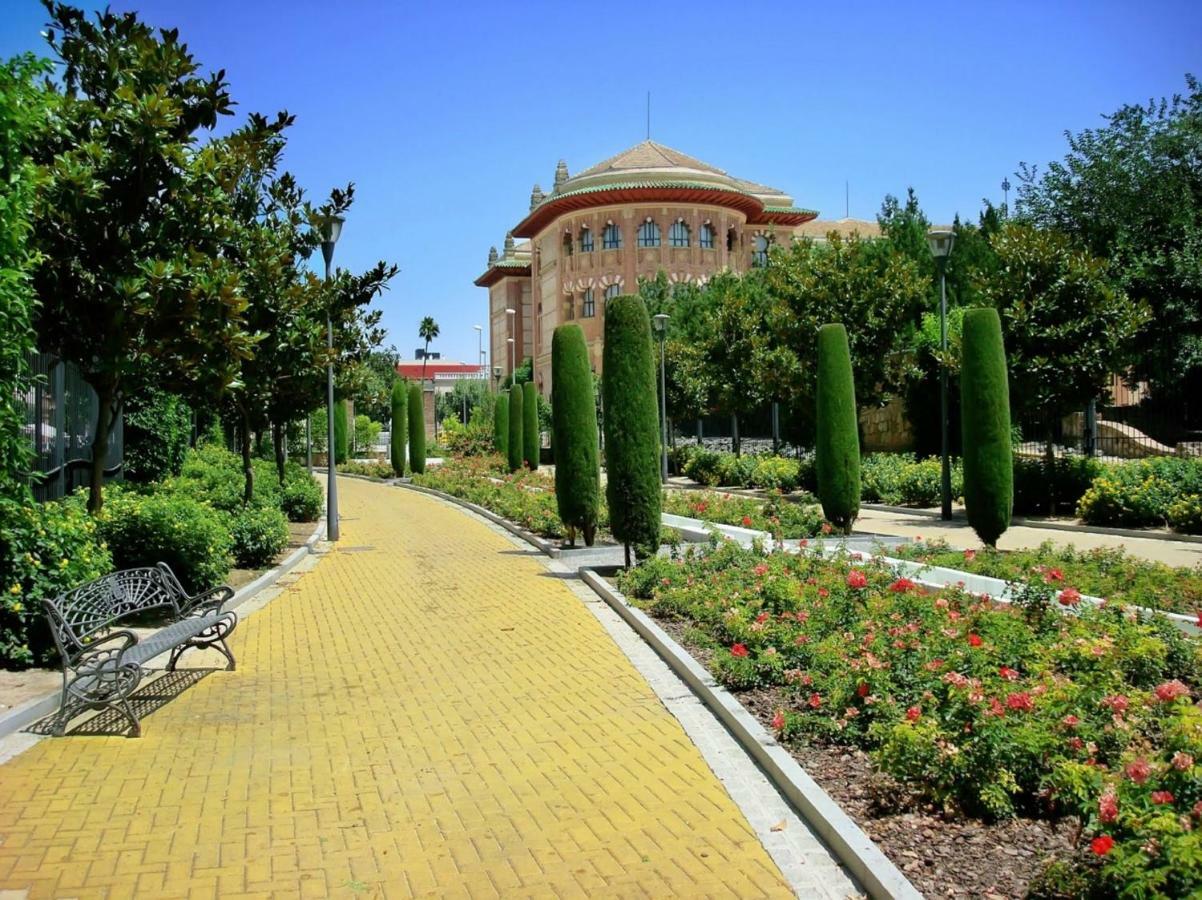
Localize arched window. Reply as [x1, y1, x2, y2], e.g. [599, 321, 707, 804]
[579, 227, 593, 253]
[562, 233, 573, 257]
[582, 289, 595, 317]
[752, 234, 770, 267]
[604, 283, 621, 301]
[602, 223, 622, 249]
[699, 224, 715, 249]
[637, 219, 660, 248]
[669, 221, 690, 247]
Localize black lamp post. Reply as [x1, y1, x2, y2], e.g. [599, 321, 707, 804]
[926, 227, 956, 521]
[652, 313, 669, 481]
[321, 214, 344, 541]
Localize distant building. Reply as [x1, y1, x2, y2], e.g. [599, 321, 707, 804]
[476, 140, 873, 396]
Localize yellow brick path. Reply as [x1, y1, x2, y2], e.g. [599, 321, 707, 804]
[0, 476, 792, 898]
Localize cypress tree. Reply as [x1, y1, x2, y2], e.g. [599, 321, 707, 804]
[407, 383, 426, 474]
[389, 379, 407, 476]
[960, 308, 1013, 547]
[507, 384, 523, 473]
[815, 323, 860, 533]
[333, 400, 349, 465]
[602, 295, 661, 565]
[522, 381, 539, 470]
[493, 393, 509, 458]
[552, 324, 600, 546]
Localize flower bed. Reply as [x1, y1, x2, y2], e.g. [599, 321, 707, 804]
[888, 538, 1202, 618]
[662, 489, 826, 539]
[618, 541, 1202, 897]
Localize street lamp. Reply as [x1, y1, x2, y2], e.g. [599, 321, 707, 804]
[473, 324, 483, 377]
[320, 213, 345, 541]
[926, 227, 956, 521]
[506, 336, 515, 381]
[492, 365, 502, 394]
[505, 308, 516, 375]
[652, 313, 670, 481]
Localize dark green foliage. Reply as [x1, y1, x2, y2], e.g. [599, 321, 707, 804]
[507, 385, 523, 473]
[815, 324, 860, 532]
[493, 394, 509, 457]
[124, 389, 193, 482]
[389, 379, 407, 476]
[551, 325, 600, 545]
[602, 296, 661, 561]
[230, 505, 289, 568]
[407, 384, 426, 474]
[522, 381, 539, 470]
[960, 309, 1013, 546]
[333, 400, 349, 464]
[280, 465, 322, 521]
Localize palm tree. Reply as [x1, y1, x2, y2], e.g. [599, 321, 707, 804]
[418, 317, 440, 386]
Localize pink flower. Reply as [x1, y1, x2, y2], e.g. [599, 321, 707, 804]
[731, 643, 749, 658]
[771, 709, 785, 732]
[963, 549, 977, 562]
[1102, 694, 1129, 715]
[1152, 791, 1175, 805]
[1091, 835, 1115, 856]
[753, 563, 769, 577]
[1173, 752, 1194, 771]
[1125, 758, 1151, 784]
[1155, 680, 1191, 703]
[847, 570, 868, 589]
[1062, 714, 1080, 728]
[998, 666, 1020, 681]
[821, 522, 833, 535]
[968, 633, 983, 648]
[1058, 587, 1082, 607]
[1068, 736, 1084, 751]
[1099, 790, 1119, 823]
[905, 705, 921, 722]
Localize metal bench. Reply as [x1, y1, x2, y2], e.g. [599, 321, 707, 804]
[42, 563, 238, 737]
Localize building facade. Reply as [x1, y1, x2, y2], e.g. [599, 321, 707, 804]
[476, 141, 873, 398]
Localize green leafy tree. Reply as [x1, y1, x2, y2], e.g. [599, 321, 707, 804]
[389, 379, 407, 476]
[603, 296, 661, 565]
[493, 393, 508, 458]
[552, 325, 600, 546]
[407, 383, 425, 474]
[123, 389, 192, 482]
[353, 414, 381, 454]
[815, 324, 860, 533]
[960, 309, 1012, 547]
[522, 382, 539, 470]
[1017, 76, 1202, 412]
[418, 317, 440, 385]
[507, 384, 523, 473]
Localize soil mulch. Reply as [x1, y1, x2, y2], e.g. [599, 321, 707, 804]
[653, 616, 1080, 899]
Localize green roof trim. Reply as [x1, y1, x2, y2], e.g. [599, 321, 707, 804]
[763, 205, 819, 216]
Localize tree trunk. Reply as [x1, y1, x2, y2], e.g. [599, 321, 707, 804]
[732, 413, 741, 457]
[624, 542, 631, 569]
[1044, 422, 1057, 517]
[272, 420, 286, 485]
[240, 408, 254, 506]
[87, 382, 117, 514]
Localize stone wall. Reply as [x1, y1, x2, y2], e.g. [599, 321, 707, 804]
[859, 397, 913, 452]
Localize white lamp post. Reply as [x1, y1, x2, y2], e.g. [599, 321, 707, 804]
[473, 324, 483, 376]
[321, 213, 345, 541]
[926, 228, 956, 521]
[505, 308, 516, 376]
[652, 313, 670, 481]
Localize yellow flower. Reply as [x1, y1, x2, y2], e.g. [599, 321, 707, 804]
[8, 584, 20, 595]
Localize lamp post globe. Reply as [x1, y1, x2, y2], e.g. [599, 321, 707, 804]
[926, 228, 956, 521]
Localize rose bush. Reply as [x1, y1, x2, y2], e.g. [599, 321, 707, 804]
[661, 490, 826, 539]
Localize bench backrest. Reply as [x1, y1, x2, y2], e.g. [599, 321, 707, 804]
[43, 566, 182, 659]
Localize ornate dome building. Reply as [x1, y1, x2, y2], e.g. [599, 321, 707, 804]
[476, 140, 833, 396]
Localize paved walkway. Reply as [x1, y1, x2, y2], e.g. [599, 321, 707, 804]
[0, 478, 803, 898]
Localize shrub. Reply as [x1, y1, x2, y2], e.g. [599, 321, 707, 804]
[683, 447, 724, 486]
[390, 379, 407, 476]
[662, 490, 825, 539]
[123, 388, 192, 482]
[171, 444, 283, 513]
[97, 486, 232, 593]
[507, 384, 523, 473]
[1168, 494, 1202, 535]
[230, 504, 290, 568]
[334, 399, 349, 465]
[602, 295, 662, 562]
[337, 460, 394, 479]
[522, 381, 539, 470]
[1077, 457, 1202, 528]
[440, 406, 496, 457]
[815, 323, 860, 532]
[493, 393, 509, 459]
[716, 452, 756, 487]
[960, 308, 1013, 547]
[1013, 454, 1103, 516]
[552, 324, 600, 545]
[407, 383, 426, 474]
[280, 466, 322, 521]
[0, 494, 113, 668]
[749, 456, 801, 493]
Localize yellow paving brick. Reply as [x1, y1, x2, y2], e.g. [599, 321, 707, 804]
[0, 477, 792, 897]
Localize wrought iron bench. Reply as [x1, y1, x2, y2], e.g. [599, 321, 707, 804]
[42, 563, 238, 737]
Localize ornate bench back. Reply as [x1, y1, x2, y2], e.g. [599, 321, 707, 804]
[43, 567, 181, 660]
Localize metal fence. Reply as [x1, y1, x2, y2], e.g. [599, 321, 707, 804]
[22, 353, 122, 502]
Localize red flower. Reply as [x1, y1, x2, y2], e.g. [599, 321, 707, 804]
[755, 612, 769, 624]
[1044, 567, 1065, 583]
[856, 682, 870, 698]
[1125, 758, 1151, 784]
[1099, 790, 1119, 824]
[731, 643, 749, 658]
[963, 549, 977, 562]
[888, 577, 916, 593]
[807, 692, 822, 709]
[1062, 714, 1080, 728]
[968, 633, 983, 648]
[741, 515, 753, 527]
[1006, 692, 1034, 712]
[817, 587, 829, 598]
[753, 563, 769, 577]
[1091, 835, 1115, 856]
[1102, 694, 1129, 715]
[905, 705, 922, 722]
[771, 709, 785, 732]
[1058, 587, 1082, 607]
[998, 666, 1020, 681]
[847, 570, 868, 589]
[1154, 679, 1191, 703]
[1152, 791, 1175, 805]
[821, 522, 833, 535]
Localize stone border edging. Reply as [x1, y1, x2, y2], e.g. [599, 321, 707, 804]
[0, 515, 328, 741]
[579, 568, 921, 900]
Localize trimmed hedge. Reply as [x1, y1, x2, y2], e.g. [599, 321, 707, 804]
[407, 383, 426, 474]
[960, 308, 1013, 546]
[334, 399, 349, 465]
[507, 384, 523, 473]
[602, 296, 661, 562]
[389, 379, 407, 476]
[522, 381, 539, 470]
[493, 393, 509, 458]
[1077, 457, 1202, 531]
[815, 324, 860, 532]
[551, 324, 600, 545]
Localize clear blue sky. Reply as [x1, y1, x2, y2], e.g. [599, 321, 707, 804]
[3, 0, 1200, 364]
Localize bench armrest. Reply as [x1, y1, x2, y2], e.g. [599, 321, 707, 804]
[74, 629, 139, 670]
[181, 585, 235, 616]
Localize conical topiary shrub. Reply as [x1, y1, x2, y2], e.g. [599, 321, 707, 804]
[522, 381, 539, 470]
[815, 323, 860, 533]
[961, 307, 1013, 547]
[507, 384, 523, 473]
[390, 379, 407, 476]
[334, 399, 349, 465]
[552, 324, 600, 546]
[493, 393, 509, 459]
[407, 383, 426, 474]
[603, 295, 661, 565]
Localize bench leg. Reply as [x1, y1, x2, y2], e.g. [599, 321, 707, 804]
[117, 696, 141, 738]
[212, 637, 236, 672]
